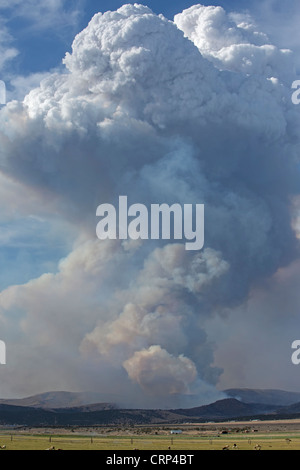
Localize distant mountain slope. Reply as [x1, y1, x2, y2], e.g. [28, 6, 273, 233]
[0, 404, 184, 427]
[0, 398, 284, 427]
[1, 390, 300, 427]
[2, 389, 300, 411]
[0, 391, 117, 409]
[173, 398, 278, 418]
[224, 389, 300, 406]
[276, 401, 300, 415]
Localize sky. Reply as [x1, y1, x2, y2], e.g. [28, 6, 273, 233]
[2, 0, 300, 83]
[0, 0, 300, 408]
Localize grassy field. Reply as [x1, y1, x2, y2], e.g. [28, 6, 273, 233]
[0, 430, 300, 450]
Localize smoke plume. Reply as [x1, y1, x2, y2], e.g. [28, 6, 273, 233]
[0, 3, 299, 407]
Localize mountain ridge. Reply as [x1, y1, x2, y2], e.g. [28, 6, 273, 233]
[0, 398, 276, 426]
[3, 388, 300, 410]
[224, 388, 300, 406]
[0, 391, 118, 410]
[0, 389, 299, 427]
[0, 395, 298, 427]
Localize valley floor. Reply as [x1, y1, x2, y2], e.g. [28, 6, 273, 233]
[1, 419, 300, 450]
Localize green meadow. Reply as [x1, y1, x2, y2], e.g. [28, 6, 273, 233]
[0, 431, 300, 451]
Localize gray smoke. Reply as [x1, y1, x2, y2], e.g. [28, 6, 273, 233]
[0, 3, 299, 407]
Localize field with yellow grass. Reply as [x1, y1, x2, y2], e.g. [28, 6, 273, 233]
[1, 419, 300, 450]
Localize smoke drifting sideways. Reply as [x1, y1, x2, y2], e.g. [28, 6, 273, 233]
[0, 3, 299, 408]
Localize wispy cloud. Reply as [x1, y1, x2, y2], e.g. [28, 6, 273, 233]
[0, 18, 18, 71]
[0, 0, 84, 32]
[0, 0, 85, 99]
[251, 0, 300, 72]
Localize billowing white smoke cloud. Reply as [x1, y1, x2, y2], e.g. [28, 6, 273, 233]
[0, 3, 299, 407]
[174, 4, 294, 80]
[123, 346, 197, 396]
